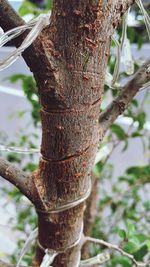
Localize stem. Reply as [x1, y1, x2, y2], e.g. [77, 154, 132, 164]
[99, 59, 150, 136]
[84, 236, 150, 267]
[0, 157, 35, 203]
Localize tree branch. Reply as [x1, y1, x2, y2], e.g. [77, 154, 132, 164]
[0, 0, 50, 75]
[0, 260, 30, 267]
[0, 260, 12, 267]
[0, 157, 35, 202]
[0, 0, 24, 32]
[116, 0, 135, 9]
[84, 236, 150, 267]
[99, 59, 150, 136]
[82, 175, 99, 259]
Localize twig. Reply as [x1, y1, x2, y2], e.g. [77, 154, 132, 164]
[99, 59, 150, 137]
[0, 260, 31, 267]
[0, 0, 24, 32]
[0, 157, 34, 203]
[84, 236, 150, 266]
[0, 0, 49, 75]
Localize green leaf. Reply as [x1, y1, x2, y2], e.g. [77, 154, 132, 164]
[93, 161, 103, 177]
[131, 132, 143, 138]
[6, 74, 25, 83]
[146, 240, 150, 251]
[133, 111, 146, 130]
[134, 244, 148, 261]
[111, 124, 127, 140]
[144, 201, 150, 211]
[126, 222, 136, 237]
[131, 99, 139, 107]
[126, 165, 150, 181]
[124, 241, 139, 253]
[7, 74, 40, 125]
[135, 234, 147, 243]
[111, 256, 131, 267]
[46, 0, 53, 9]
[18, 0, 40, 16]
[116, 228, 127, 239]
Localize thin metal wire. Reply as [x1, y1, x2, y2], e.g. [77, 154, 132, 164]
[40, 249, 58, 267]
[36, 177, 92, 215]
[16, 228, 38, 267]
[38, 223, 84, 267]
[0, 144, 39, 154]
[111, 34, 121, 86]
[136, 0, 150, 40]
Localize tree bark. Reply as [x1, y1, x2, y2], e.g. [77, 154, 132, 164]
[0, 158, 35, 202]
[32, 1, 110, 266]
[0, 0, 136, 266]
[32, 1, 134, 266]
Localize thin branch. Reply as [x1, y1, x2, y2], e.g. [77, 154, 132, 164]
[115, 0, 135, 13]
[0, 157, 34, 203]
[84, 236, 150, 267]
[82, 175, 99, 259]
[0, 0, 50, 75]
[0, 260, 31, 267]
[117, 0, 135, 7]
[0, 260, 12, 267]
[99, 59, 150, 136]
[105, 0, 135, 31]
[0, 0, 24, 32]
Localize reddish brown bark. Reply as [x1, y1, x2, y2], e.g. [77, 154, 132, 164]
[0, 1, 135, 266]
[31, 1, 135, 266]
[32, 1, 115, 266]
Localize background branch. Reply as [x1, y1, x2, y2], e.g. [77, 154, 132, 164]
[0, 260, 30, 267]
[82, 175, 99, 259]
[84, 236, 150, 267]
[99, 59, 150, 136]
[0, 0, 24, 32]
[0, 157, 35, 202]
[0, 0, 50, 74]
[116, 0, 135, 9]
[0, 260, 12, 267]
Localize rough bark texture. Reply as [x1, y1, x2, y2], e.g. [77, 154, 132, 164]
[32, 1, 136, 265]
[33, 1, 114, 266]
[0, 0, 137, 266]
[0, 158, 35, 202]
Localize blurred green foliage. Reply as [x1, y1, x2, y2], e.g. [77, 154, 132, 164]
[18, 0, 53, 16]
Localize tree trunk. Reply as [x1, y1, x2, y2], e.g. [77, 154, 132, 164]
[0, 0, 137, 266]
[31, 1, 114, 266]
